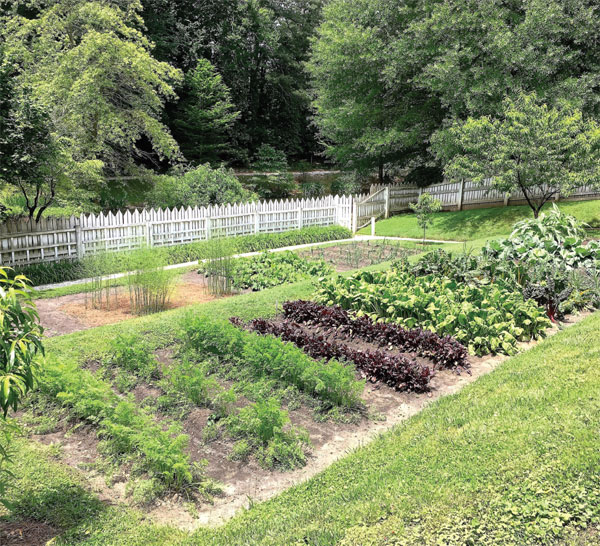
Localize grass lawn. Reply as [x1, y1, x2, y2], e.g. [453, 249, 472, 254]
[3, 300, 599, 545]
[359, 200, 600, 241]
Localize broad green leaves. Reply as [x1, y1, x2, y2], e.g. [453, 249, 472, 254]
[0, 269, 44, 417]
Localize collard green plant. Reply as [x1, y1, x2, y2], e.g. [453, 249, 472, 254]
[315, 269, 551, 356]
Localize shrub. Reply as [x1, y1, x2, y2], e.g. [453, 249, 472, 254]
[252, 144, 288, 172]
[146, 165, 256, 209]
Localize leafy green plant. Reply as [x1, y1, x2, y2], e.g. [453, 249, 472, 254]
[409, 192, 442, 244]
[316, 269, 551, 356]
[103, 334, 161, 382]
[202, 236, 236, 296]
[225, 398, 309, 470]
[205, 250, 332, 291]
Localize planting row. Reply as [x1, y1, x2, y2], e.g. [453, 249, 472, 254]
[315, 269, 550, 356]
[181, 314, 364, 409]
[103, 333, 313, 471]
[39, 355, 207, 499]
[232, 317, 433, 392]
[199, 250, 333, 293]
[282, 300, 469, 369]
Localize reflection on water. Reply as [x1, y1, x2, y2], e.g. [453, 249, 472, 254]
[235, 171, 366, 199]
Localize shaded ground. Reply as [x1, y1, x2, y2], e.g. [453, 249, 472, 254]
[36, 272, 230, 337]
[0, 520, 58, 546]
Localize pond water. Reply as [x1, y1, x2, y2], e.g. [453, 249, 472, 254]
[235, 170, 351, 199]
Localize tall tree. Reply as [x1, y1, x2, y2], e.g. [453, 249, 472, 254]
[2, 0, 182, 177]
[309, 0, 600, 181]
[434, 93, 600, 218]
[307, 0, 443, 181]
[169, 59, 239, 164]
[142, 0, 324, 164]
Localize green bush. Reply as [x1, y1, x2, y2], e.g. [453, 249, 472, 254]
[146, 165, 256, 209]
[20, 225, 351, 286]
[252, 144, 288, 172]
[181, 314, 363, 409]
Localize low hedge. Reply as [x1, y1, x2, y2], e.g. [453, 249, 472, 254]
[15, 225, 351, 286]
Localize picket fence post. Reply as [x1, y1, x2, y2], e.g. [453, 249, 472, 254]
[457, 179, 465, 211]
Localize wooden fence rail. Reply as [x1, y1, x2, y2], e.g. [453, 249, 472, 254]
[0, 195, 353, 266]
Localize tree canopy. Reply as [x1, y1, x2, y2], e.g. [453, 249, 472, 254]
[435, 93, 600, 218]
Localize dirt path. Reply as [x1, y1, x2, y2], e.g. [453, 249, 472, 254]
[36, 272, 224, 337]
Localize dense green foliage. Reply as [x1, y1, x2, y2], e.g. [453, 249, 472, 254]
[310, 0, 600, 182]
[1, 0, 181, 216]
[0, 268, 44, 507]
[316, 268, 550, 356]
[436, 93, 600, 217]
[18, 225, 351, 286]
[147, 164, 256, 209]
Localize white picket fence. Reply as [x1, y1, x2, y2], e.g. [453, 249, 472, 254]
[0, 195, 353, 266]
[369, 179, 600, 214]
[3, 178, 600, 267]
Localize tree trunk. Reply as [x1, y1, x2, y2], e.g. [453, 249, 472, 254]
[378, 160, 384, 183]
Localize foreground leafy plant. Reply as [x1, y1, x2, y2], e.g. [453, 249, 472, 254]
[225, 398, 309, 470]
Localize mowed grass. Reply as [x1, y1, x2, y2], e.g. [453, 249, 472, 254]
[2, 284, 599, 544]
[192, 311, 600, 545]
[359, 199, 600, 241]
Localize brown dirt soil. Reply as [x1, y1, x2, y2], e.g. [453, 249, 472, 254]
[297, 242, 420, 272]
[36, 272, 226, 337]
[0, 520, 58, 546]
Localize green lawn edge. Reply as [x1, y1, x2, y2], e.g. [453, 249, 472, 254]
[359, 199, 600, 241]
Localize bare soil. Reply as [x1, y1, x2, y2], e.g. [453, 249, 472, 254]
[297, 241, 420, 272]
[36, 272, 226, 337]
[0, 520, 59, 546]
